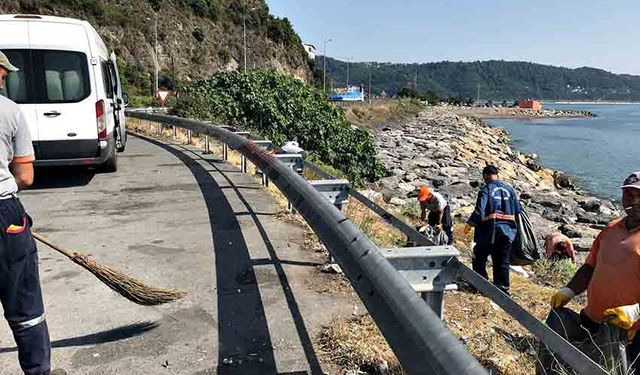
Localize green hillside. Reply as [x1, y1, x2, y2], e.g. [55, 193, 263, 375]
[0, 0, 313, 96]
[322, 57, 640, 101]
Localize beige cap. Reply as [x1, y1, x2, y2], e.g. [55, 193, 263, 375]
[0, 51, 19, 72]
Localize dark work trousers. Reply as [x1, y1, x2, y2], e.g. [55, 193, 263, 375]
[0, 197, 51, 375]
[472, 233, 512, 294]
[427, 205, 454, 245]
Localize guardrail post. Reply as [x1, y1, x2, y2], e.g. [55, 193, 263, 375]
[241, 155, 247, 173]
[223, 143, 228, 160]
[204, 135, 211, 154]
[380, 246, 459, 320]
[421, 292, 444, 319]
[187, 130, 192, 144]
[173, 126, 177, 139]
[157, 122, 162, 136]
[309, 179, 350, 211]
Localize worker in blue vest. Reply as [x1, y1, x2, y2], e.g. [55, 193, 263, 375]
[464, 165, 522, 295]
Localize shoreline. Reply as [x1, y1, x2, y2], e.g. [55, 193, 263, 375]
[550, 101, 640, 105]
[449, 106, 594, 119]
[369, 107, 620, 257]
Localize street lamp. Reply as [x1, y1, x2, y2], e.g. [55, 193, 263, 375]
[243, 4, 259, 73]
[322, 38, 333, 92]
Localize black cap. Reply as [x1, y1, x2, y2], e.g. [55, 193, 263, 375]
[482, 165, 499, 175]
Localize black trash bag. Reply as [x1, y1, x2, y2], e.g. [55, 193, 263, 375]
[511, 209, 542, 266]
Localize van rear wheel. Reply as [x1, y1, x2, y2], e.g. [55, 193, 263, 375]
[100, 148, 118, 173]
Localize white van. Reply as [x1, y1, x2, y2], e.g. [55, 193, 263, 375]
[0, 14, 127, 172]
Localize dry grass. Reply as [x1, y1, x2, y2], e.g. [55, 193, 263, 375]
[342, 99, 425, 129]
[316, 219, 588, 374]
[318, 314, 403, 374]
[533, 258, 577, 288]
[344, 197, 406, 248]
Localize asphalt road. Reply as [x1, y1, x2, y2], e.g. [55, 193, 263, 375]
[0, 135, 352, 374]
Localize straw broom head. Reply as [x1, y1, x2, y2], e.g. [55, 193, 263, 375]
[32, 232, 187, 306]
[70, 252, 187, 306]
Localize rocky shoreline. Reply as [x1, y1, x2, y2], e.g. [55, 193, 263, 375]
[451, 106, 595, 119]
[368, 107, 619, 260]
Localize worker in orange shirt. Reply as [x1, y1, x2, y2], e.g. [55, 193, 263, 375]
[417, 186, 453, 245]
[537, 172, 640, 374]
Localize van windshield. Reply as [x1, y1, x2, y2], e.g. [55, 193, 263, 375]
[0, 49, 90, 104]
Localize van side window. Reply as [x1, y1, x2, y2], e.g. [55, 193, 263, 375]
[107, 63, 119, 97]
[33, 50, 90, 103]
[0, 49, 31, 104]
[102, 61, 114, 99]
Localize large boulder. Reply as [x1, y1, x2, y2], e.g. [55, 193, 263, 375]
[554, 171, 576, 190]
[412, 158, 439, 169]
[528, 192, 566, 210]
[441, 181, 477, 200]
[542, 209, 573, 224]
[576, 209, 617, 225]
[397, 182, 416, 194]
[578, 197, 602, 213]
[559, 224, 601, 239]
[572, 237, 595, 252]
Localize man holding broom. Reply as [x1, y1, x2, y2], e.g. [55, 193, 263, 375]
[0, 51, 61, 375]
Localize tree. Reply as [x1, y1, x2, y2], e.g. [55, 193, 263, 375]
[424, 90, 439, 105]
[396, 87, 421, 99]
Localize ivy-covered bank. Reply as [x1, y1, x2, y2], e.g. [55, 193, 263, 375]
[173, 70, 387, 185]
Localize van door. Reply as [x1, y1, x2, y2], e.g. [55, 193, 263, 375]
[109, 52, 126, 151]
[32, 49, 97, 160]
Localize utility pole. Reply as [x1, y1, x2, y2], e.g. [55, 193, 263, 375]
[243, 3, 258, 73]
[346, 58, 350, 89]
[154, 16, 158, 95]
[145, 15, 159, 96]
[368, 69, 372, 104]
[243, 14, 247, 73]
[322, 38, 333, 92]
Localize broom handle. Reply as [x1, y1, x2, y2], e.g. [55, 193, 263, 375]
[31, 231, 76, 260]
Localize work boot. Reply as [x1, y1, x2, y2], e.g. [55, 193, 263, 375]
[50, 369, 68, 375]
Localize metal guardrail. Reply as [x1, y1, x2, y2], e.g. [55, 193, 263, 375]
[125, 110, 609, 375]
[302, 160, 434, 246]
[126, 110, 487, 374]
[302, 144, 609, 374]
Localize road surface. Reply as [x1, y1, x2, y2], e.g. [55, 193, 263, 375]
[0, 134, 352, 374]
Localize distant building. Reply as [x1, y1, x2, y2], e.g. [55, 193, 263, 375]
[329, 85, 364, 101]
[517, 99, 542, 111]
[302, 43, 316, 60]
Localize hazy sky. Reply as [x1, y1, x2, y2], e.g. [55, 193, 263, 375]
[266, 0, 640, 75]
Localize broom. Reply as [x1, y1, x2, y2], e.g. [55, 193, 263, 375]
[32, 232, 187, 306]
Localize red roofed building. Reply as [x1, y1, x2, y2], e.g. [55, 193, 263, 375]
[517, 99, 542, 111]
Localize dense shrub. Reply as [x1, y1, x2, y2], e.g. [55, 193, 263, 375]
[128, 95, 156, 108]
[173, 70, 387, 185]
[192, 26, 205, 42]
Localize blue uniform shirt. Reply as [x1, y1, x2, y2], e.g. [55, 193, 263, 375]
[467, 180, 522, 245]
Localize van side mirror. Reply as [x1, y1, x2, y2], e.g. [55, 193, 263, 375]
[122, 92, 129, 107]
